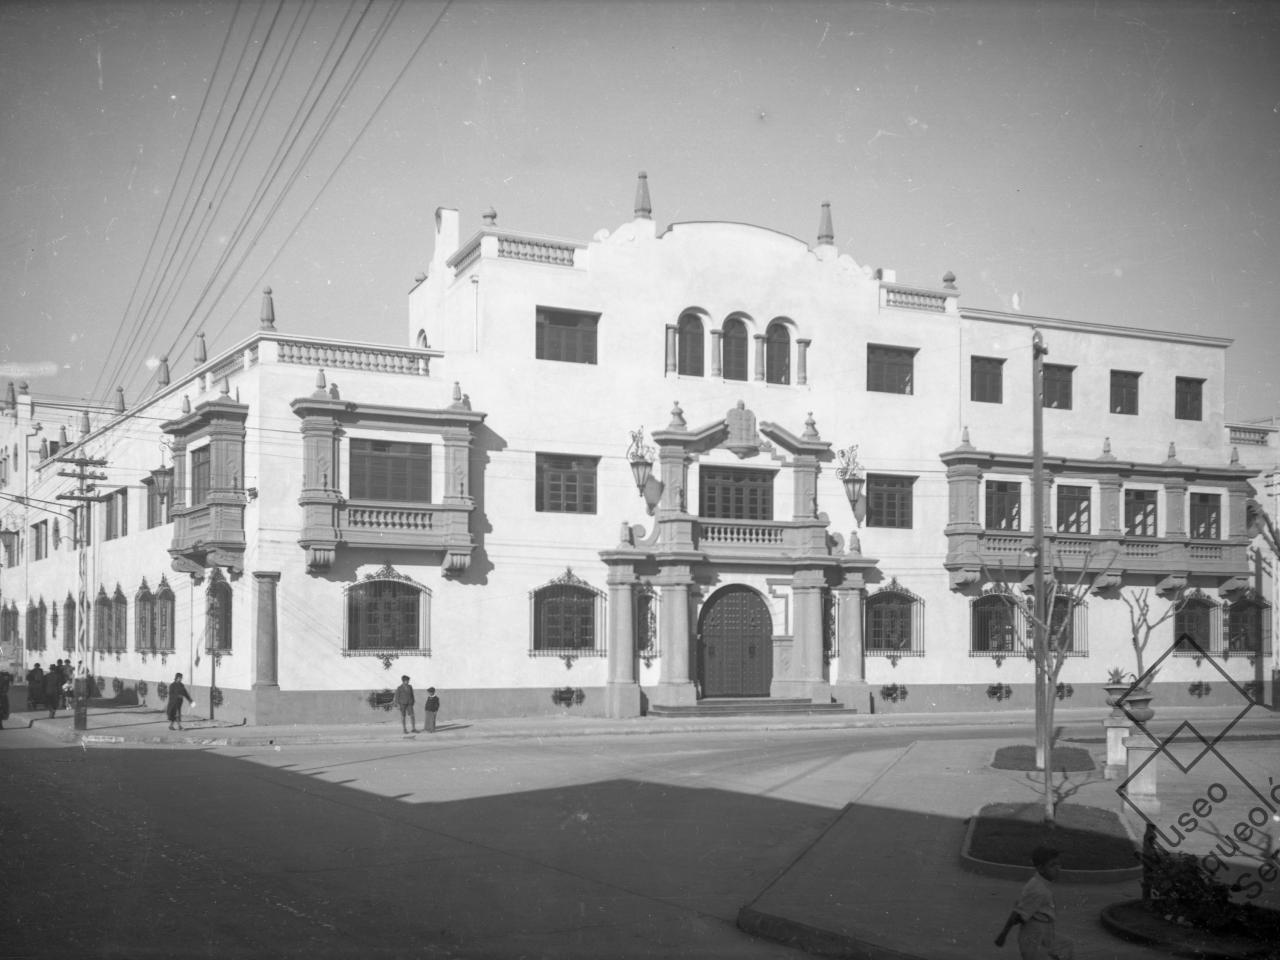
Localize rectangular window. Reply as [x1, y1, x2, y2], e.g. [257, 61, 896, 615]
[1110, 370, 1140, 415]
[865, 475, 915, 529]
[1189, 492, 1221, 539]
[1056, 485, 1091, 534]
[971, 356, 1004, 404]
[985, 481, 1021, 531]
[1125, 489, 1158, 537]
[536, 454, 598, 514]
[1043, 364, 1074, 410]
[103, 489, 126, 541]
[867, 344, 916, 395]
[535, 307, 599, 364]
[1175, 377, 1204, 421]
[699, 466, 774, 521]
[32, 521, 49, 561]
[349, 439, 432, 502]
[190, 447, 211, 505]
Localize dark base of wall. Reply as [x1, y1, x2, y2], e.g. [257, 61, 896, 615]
[863, 680, 1276, 716]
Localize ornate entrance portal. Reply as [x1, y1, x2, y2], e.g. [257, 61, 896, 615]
[697, 585, 772, 697]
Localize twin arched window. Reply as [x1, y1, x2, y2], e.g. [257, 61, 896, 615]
[675, 314, 795, 384]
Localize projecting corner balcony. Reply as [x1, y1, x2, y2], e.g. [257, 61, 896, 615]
[299, 496, 476, 576]
[943, 528, 1251, 590]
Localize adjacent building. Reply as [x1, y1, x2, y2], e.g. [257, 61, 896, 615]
[1, 175, 1275, 723]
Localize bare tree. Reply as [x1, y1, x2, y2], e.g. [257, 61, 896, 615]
[1119, 586, 1188, 682]
[985, 547, 1115, 824]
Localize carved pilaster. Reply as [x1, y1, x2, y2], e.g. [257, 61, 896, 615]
[710, 329, 723, 378]
[753, 334, 766, 381]
[796, 338, 811, 385]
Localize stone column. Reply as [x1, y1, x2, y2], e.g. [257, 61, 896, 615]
[710, 330, 723, 378]
[796, 339, 811, 385]
[605, 565, 641, 717]
[832, 577, 868, 710]
[252, 570, 281, 725]
[772, 570, 830, 702]
[653, 566, 697, 707]
[753, 334, 766, 381]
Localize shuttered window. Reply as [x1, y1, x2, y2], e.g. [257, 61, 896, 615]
[699, 467, 774, 521]
[536, 307, 599, 364]
[536, 454, 598, 514]
[350, 439, 431, 502]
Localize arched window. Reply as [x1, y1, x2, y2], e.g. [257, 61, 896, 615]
[765, 321, 790, 385]
[865, 580, 924, 657]
[1174, 591, 1216, 656]
[63, 594, 77, 653]
[677, 313, 704, 377]
[136, 581, 155, 653]
[1, 603, 18, 650]
[113, 586, 128, 653]
[94, 587, 111, 652]
[971, 594, 1022, 656]
[206, 571, 233, 653]
[27, 600, 46, 651]
[156, 578, 176, 652]
[722, 318, 749, 381]
[344, 566, 430, 653]
[530, 568, 604, 657]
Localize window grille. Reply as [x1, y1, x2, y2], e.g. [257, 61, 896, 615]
[1173, 592, 1218, 657]
[63, 594, 76, 653]
[155, 579, 176, 652]
[722, 319, 749, 381]
[136, 582, 155, 653]
[529, 569, 606, 658]
[1225, 594, 1272, 657]
[94, 588, 111, 652]
[206, 571, 232, 653]
[635, 587, 659, 662]
[865, 580, 925, 657]
[112, 586, 128, 653]
[344, 565, 429, 655]
[970, 594, 1025, 657]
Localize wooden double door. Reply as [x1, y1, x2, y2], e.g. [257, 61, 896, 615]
[697, 585, 772, 698]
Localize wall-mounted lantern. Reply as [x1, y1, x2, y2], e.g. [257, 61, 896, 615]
[835, 444, 865, 524]
[627, 427, 663, 515]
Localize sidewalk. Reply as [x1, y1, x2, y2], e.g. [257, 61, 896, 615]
[9, 702, 1280, 960]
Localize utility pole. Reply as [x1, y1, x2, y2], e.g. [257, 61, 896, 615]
[56, 453, 108, 731]
[1031, 330, 1049, 780]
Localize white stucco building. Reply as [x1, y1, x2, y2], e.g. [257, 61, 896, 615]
[2, 174, 1276, 723]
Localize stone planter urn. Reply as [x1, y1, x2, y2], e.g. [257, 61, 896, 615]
[1104, 683, 1132, 719]
[1121, 687, 1155, 724]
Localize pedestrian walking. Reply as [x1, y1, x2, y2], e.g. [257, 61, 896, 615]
[43, 667, 62, 719]
[25, 663, 43, 710]
[995, 845, 1075, 959]
[424, 686, 440, 733]
[0, 670, 11, 729]
[166, 672, 193, 730]
[394, 676, 416, 733]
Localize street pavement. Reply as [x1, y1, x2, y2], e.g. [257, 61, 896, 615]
[5, 702, 1279, 959]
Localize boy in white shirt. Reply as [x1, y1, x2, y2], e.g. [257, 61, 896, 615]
[995, 845, 1074, 959]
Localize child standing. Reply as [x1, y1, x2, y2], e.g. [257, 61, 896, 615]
[995, 845, 1074, 959]
[394, 676, 417, 734]
[424, 687, 440, 733]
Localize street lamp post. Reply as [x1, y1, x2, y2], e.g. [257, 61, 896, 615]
[1031, 330, 1049, 774]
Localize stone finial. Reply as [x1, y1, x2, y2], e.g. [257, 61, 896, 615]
[817, 201, 834, 245]
[414, 272, 427, 283]
[79, 410, 91, 435]
[634, 171, 652, 220]
[943, 271, 957, 290]
[194, 332, 207, 365]
[957, 425, 975, 451]
[18, 381, 28, 395]
[59, 425, 68, 445]
[1231, 446, 1240, 465]
[181, 394, 191, 414]
[669, 401, 686, 429]
[803, 412, 819, 440]
[158, 356, 171, 387]
[39, 438, 49, 460]
[314, 369, 328, 397]
[328, 383, 339, 400]
[260, 287, 276, 331]
[1166, 442, 1179, 463]
[482, 207, 497, 226]
[220, 376, 230, 397]
[114, 387, 125, 414]
[1099, 437, 1116, 461]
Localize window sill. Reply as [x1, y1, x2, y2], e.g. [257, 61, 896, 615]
[343, 649, 430, 657]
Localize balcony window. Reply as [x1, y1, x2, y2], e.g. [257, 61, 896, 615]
[1189, 493, 1221, 540]
[699, 466, 773, 521]
[677, 313, 704, 377]
[1124, 489, 1158, 537]
[970, 594, 1022, 657]
[190, 447, 211, 505]
[1175, 377, 1204, 421]
[536, 454, 598, 514]
[865, 581, 924, 657]
[765, 322, 790, 385]
[1056, 485, 1091, 534]
[350, 439, 431, 502]
[971, 356, 1004, 404]
[1110, 370, 1140, 415]
[985, 481, 1021, 531]
[345, 570, 429, 653]
[530, 569, 604, 657]
[535, 307, 599, 364]
[1043, 364, 1074, 410]
[868, 344, 916, 395]
[866, 474, 915, 529]
[722, 318, 749, 381]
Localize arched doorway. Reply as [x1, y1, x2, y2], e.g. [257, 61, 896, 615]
[697, 585, 772, 698]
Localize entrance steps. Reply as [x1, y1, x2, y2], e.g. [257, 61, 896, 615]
[647, 697, 857, 718]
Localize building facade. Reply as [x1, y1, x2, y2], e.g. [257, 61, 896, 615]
[1, 175, 1276, 723]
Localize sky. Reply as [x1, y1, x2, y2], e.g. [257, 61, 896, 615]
[1, 0, 1278, 423]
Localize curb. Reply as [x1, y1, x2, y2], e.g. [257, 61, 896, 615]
[958, 806, 1143, 884]
[1099, 900, 1277, 960]
[736, 905, 926, 960]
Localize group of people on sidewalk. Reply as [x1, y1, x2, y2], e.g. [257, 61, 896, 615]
[24, 660, 82, 718]
[393, 676, 440, 734]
